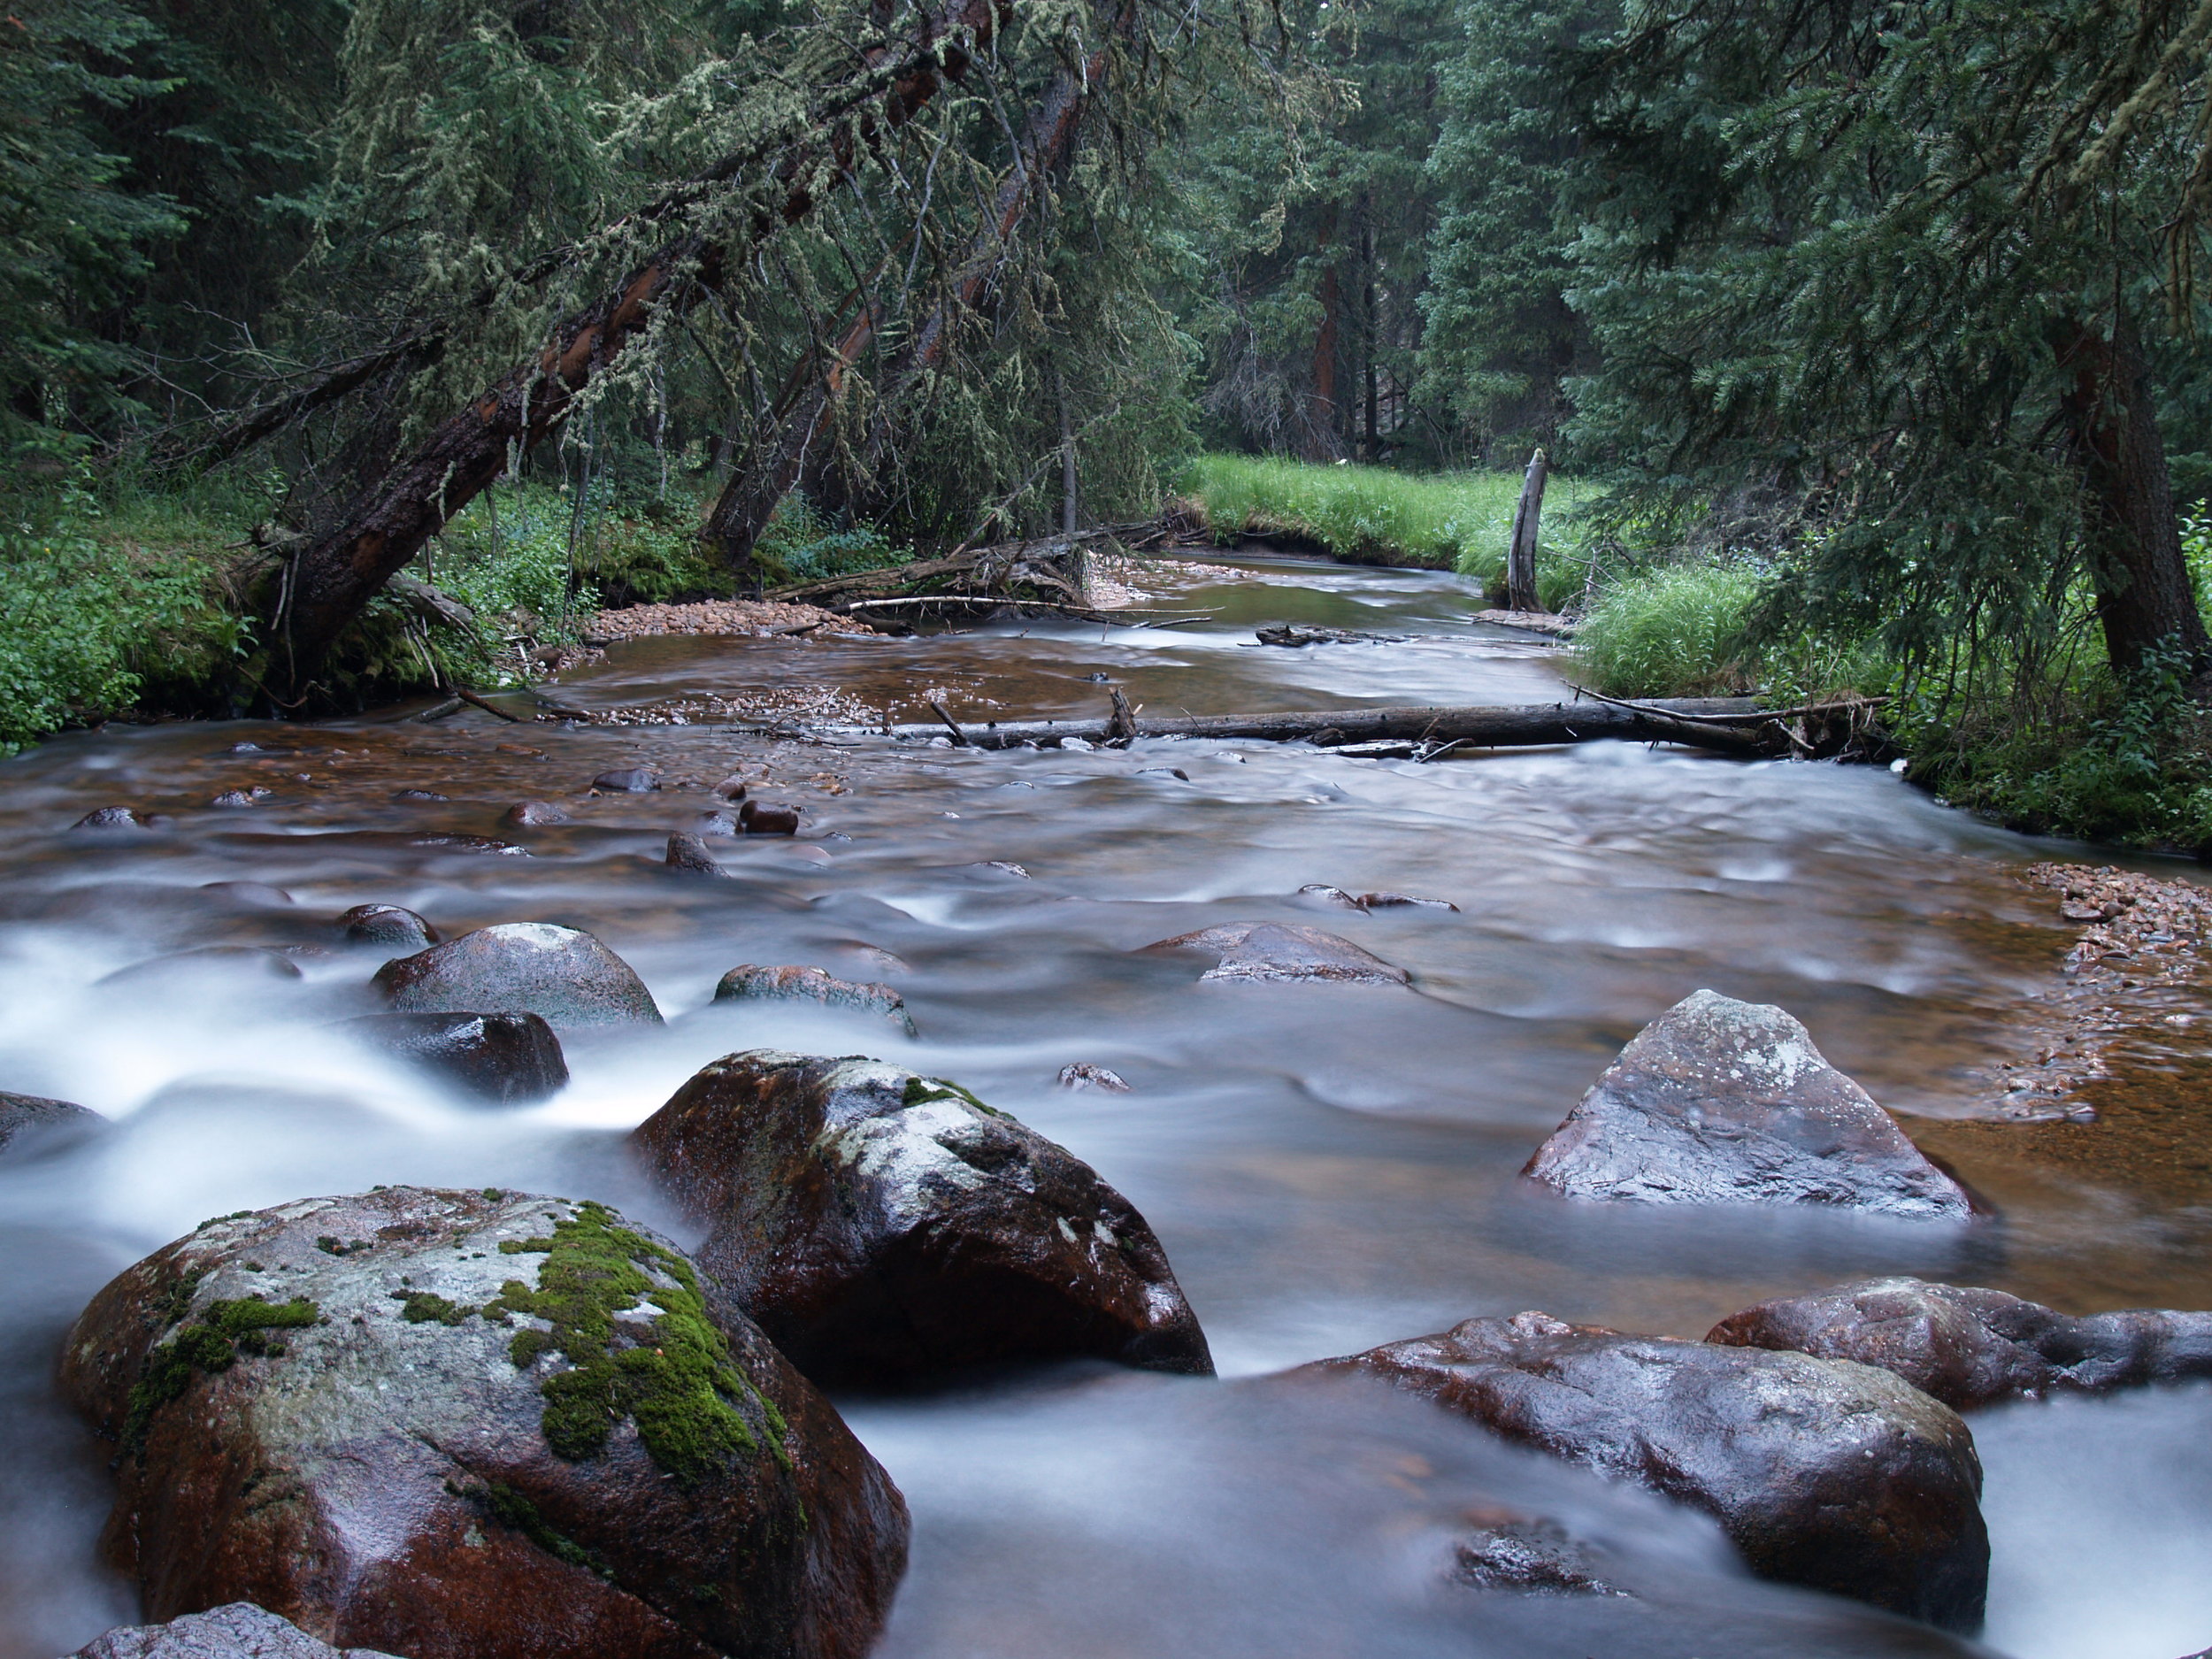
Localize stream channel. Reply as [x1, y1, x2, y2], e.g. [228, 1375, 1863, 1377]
[1, 551, 2209, 1658]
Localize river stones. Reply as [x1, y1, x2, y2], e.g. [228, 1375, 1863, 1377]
[72, 806, 155, 831]
[591, 768, 659, 794]
[65, 1601, 400, 1658]
[632, 1051, 1214, 1389]
[503, 800, 570, 827]
[373, 923, 663, 1028]
[1142, 922, 1409, 986]
[339, 903, 438, 949]
[1708, 1276, 2212, 1410]
[711, 967, 914, 1034]
[739, 802, 801, 836]
[343, 1012, 569, 1105]
[665, 833, 729, 877]
[1299, 1310, 1987, 1629]
[1056, 1063, 1131, 1092]
[1521, 990, 1975, 1217]
[0, 1089, 103, 1157]
[59, 1187, 910, 1659]
[98, 946, 305, 990]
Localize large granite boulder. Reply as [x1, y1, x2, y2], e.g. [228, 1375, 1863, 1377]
[373, 924, 662, 1028]
[342, 1012, 569, 1105]
[0, 1089, 103, 1157]
[1298, 1310, 1987, 1630]
[60, 1187, 908, 1659]
[633, 1051, 1213, 1389]
[1522, 990, 1975, 1217]
[1142, 922, 1408, 986]
[1708, 1277, 2212, 1410]
[64, 1601, 398, 1658]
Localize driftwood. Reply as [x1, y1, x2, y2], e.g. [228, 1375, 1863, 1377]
[866, 695, 1793, 756]
[1504, 448, 1549, 613]
[764, 529, 1210, 626]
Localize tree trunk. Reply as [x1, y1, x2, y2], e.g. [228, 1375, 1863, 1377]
[698, 23, 1117, 572]
[1308, 255, 1340, 461]
[1505, 446, 1549, 612]
[2058, 308, 2209, 676]
[263, 0, 1009, 699]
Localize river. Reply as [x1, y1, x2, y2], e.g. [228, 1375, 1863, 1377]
[0, 551, 2207, 1658]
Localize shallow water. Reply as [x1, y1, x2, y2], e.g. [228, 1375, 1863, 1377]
[0, 551, 2207, 1657]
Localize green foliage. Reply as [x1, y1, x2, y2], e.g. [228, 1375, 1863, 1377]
[1180, 453, 1590, 583]
[0, 474, 244, 751]
[1571, 565, 1763, 697]
[477, 1480, 612, 1578]
[750, 495, 911, 586]
[493, 1201, 786, 1486]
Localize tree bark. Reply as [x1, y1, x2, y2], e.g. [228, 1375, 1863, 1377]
[1505, 446, 1549, 612]
[263, 0, 1010, 699]
[2058, 308, 2209, 676]
[1307, 244, 1340, 461]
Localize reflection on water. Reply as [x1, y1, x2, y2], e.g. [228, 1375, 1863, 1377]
[0, 552, 2204, 1655]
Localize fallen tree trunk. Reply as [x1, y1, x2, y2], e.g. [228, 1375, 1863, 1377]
[866, 696, 1802, 757]
[763, 528, 1116, 610]
[261, 0, 1010, 702]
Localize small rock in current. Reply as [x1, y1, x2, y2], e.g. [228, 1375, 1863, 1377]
[0, 1090, 104, 1160]
[338, 903, 437, 949]
[1294, 883, 1367, 911]
[740, 801, 800, 835]
[64, 1601, 400, 1659]
[692, 810, 741, 838]
[373, 922, 662, 1028]
[665, 832, 730, 877]
[971, 861, 1031, 879]
[390, 788, 449, 803]
[209, 787, 273, 808]
[1359, 891, 1459, 911]
[591, 767, 660, 793]
[501, 799, 568, 827]
[71, 806, 150, 831]
[201, 880, 294, 906]
[1056, 1063, 1131, 1093]
[1145, 922, 1409, 987]
[98, 947, 304, 990]
[342, 1010, 569, 1105]
[711, 965, 914, 1033]
[712, 776, 749, 801]
[1520, 990, 1977, 1219]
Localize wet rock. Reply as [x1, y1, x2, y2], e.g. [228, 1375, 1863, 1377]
[210, 787, 274, 808]
[712, 777, 749, 802]
[72, 806, 150, 831]
[65, 1601, 399, 1658]
[336, 832, 528, 856]
[339, 904, 437, 950]
[203, 880, 294, 906]
[1707, 1277, 2212, 1410]
[1056, 1063, 1131, 1093]
[711, 967, 914, 1034]
[60, 1187, 909, 1659]
[1135, 767, 1190, 782]
[1359, 891, 1459, 911]
[664, 833, 729, 878]
[0, 1090, 103, 1158]
[691, 810, 741, 838]
[343, 1011, 569, 1105]
[740, 801, 801, 836]
[633, 1051, 1213, 1389]
[1144, 922, 1409, 987]
[99, 947, 305, 990]
[591, 767, 659, 794]
[373, 923, 663, 1028]
[1521, 990, 1975, 1218]
[392, 788, 449, 803]
[969, 861, 1030, 879]
[503, 800, 570, 827]
[1450, 1507, 1625, 1596]
[1300, 1310, 1987, 1629]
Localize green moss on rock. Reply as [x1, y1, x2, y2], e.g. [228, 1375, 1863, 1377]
[123, 1291, 319, 1454]
[495, 1201, 787, 1484]
[392, 1290, 475, 1325]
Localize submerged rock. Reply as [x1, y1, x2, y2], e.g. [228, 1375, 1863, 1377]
[503, 801, 570, 827]
[60, 1187, 909, 1659]
[0, 1089, 103, 1157]
[711, 967, 914, 1034]
[99, 947, 304, 990]
[665, 833, 729, 877]
[591, 768, 659, 794]
[1521, 990, 1975, 1217]
[72, 806, 152, 831]
[1708, 1277, 2212, 1410]
[1144, 922, 1409, 986]
[740, 802, 801, 836]
[202, 880, 294, 907]
[65, 1601, 399, 1658]
[633, 1051, 1213, 1389]
[374, 923, 662, 1028]
[392, 788, 449, 803]
[343, 1011, 569, 1105]
[1300, 1310, 1987, 1630]
[210, 787, 274, 808]
[339, 903, 438, 949]
[1056, 1063, 1131, 1093]
[1358, 891, 1458, 911]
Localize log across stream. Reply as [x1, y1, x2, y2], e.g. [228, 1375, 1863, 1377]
[0, 549, 2208, 1659]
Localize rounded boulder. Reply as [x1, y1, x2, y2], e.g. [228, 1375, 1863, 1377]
[373, 923, 662, 1028]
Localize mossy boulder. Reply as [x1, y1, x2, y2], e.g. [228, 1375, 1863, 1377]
[373, 924, 662, 1028]
[632, 1051, 1213, 1390]
[60, 1187, 909, 1659]
[1294, 1310, 1988, 1630]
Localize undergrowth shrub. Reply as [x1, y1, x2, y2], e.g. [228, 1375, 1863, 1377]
[1571, 565, 1764, 696]
[750, 495, 912, 585]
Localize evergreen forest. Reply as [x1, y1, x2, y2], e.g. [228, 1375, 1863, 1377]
[8, 0, 2212, 847]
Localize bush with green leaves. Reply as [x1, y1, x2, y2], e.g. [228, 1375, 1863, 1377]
[750, 495, 912, 586]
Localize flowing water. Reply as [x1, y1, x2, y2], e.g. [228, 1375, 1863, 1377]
[2, 550, 2208, 1658]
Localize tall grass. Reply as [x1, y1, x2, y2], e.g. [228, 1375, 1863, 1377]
[1570, 565, 1764, 697]
[1180, 454, 1588, 596]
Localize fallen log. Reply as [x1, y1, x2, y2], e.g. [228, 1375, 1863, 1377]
[864, 696, 1801, 757]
